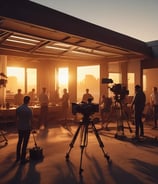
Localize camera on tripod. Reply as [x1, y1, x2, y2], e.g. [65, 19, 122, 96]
[102, 78, 129, 102]
[72, 100, 99, 117]
[110, 84, 129, 102]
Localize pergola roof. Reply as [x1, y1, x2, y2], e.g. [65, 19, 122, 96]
[0, 0, 152, 62]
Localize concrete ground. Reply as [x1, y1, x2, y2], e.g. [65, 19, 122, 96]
[0, 120, 158, 184]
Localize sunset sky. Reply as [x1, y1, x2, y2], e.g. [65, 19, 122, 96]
[31, 0, 158, 42]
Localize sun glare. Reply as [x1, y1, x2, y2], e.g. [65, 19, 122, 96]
[7, 67, 25, 93]
[58, 68, 68, 85]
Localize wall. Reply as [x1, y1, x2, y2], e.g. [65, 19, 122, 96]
[128, 59, 141, 85]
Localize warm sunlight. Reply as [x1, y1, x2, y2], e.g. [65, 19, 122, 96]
[7, 67, 25, 93]
[77, 65, 100, 103]
[77, 65, 99, 82]
[58, 68, 68, 85]
[27, 68, 37, 92]
[58, 68, 68, 97]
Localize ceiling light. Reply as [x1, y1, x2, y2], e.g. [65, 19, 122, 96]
[72, 50, 101, 57]
[10, 35, 40, 43]
[45, 45, 67, 51]
[53, 42, 71, 48]
[6, 38, 36, 45]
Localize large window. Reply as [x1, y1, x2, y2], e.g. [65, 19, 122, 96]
[127, 73, 135, 96]
[77, 65, 100, 103]
[27, 68, 37, 92]
[57, 67, 69, 98]
[7, 67, 25, 94]
[7, 67, 37, 94]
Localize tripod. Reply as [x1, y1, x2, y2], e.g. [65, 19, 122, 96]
[113, 100, 132, 138]
[0, 129, 8, 145]
[65, 115, 111, 175]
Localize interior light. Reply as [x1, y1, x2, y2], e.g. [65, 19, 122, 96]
[75, 47, 92, 52]
[71, 50, 101, 57]
[53, 42, 71, 48]
[93, 50, 109, 55]
[6, 35, 40, 45]
[6, 38, 36, 45]
[10, 35, 40, 43]
[45, 45, 67, 51]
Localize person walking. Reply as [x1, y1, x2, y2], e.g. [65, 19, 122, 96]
[132, 85, 146, 140]
[16, 96, 33, 164]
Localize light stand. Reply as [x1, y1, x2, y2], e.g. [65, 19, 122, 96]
[0, 129, 8, 145]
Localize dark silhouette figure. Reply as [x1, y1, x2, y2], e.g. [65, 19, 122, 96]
[132, 85, 146, 139]
[61, 88, 70, 126]
[28, 88, 37, 105]
[14, 89, 24, 106]
[82, 88, 94, 103]
[16, 96, 33, 164]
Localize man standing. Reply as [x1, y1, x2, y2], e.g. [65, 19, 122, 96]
[14, 89, 24, 106]
[61, 88, 70, 127]
[28, 88, 37, 105]
[150, 87, 158, 128]
[132, 85, 146, 139]
[82, 89, 94, 103]
[16, 96, 32, 164]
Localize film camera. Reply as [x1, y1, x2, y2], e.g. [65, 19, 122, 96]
[102, 78, 129, 102]
[110, 84, 129, 102]
[72, 100, 99, 117]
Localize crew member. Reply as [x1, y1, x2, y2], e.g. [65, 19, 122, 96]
[16, 96, 32, 164]
[82, 89, 94, 103]
[132, 85, 146, 139]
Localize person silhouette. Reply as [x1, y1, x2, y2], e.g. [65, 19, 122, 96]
[132, 85, 146, 139]
[82, 89, 94, 103]
[14, 89, 24, 106]
[16, 96, 33, 164]
[61, 88, 70, 127]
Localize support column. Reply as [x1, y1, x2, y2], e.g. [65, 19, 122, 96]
[120, 62, 128, 87]
[68, 64, 77, 103]
[100, 62, 109, 98]
[0, 55, 7, 106]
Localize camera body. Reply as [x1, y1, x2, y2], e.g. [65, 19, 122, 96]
[110, 83, 129, 102]
[101, 78, 129, 102]
[72, 102, 99, 117]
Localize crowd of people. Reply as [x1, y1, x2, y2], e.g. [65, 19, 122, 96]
[14, 85, 158, 164]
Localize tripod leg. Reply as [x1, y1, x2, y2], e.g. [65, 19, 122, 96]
[124, 111, 133, 133]
[65, 124, 82, 161]
[79, 124, 88, 175]
[115, 106, 125, 137]
[127, 120, 132, 133]
[0, 130, 8, 145]
[91, 122, 111, 163]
